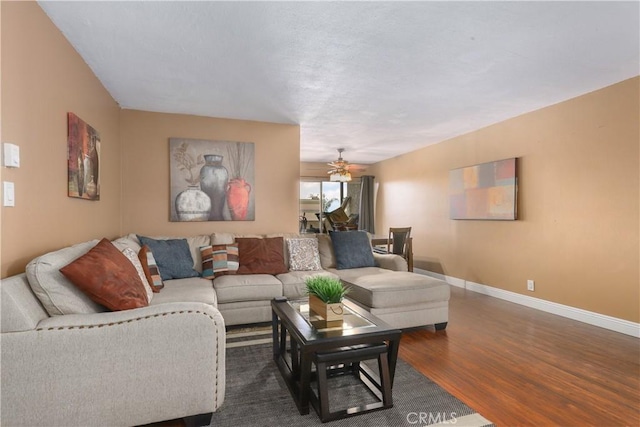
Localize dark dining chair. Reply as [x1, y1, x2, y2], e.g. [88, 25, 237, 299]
[387, 227, 413, 271]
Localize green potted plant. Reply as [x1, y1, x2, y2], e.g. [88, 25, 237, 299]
[305, 276, 350, 321]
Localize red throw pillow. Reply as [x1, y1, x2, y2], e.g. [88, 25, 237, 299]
[235, 237, 287, 275]
[60, 238, 149, 311]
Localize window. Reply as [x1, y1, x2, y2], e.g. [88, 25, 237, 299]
[299, 179, 360, 233]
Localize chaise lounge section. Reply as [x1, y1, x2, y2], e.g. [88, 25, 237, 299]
[316, 233, 450, 329]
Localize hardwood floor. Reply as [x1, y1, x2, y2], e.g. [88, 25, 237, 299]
[147, 287, 638, 426]
[400, 286, 640, 427]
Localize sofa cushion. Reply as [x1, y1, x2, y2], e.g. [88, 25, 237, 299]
[330, 266, 395, 282]
[211, 232, 261, 245]
[316, 234, 336, 269]
[121, 247, 154, 303]
[266, 233, 305, 270]
[149, 277, 217, 307]
[210, 233, 300, 269]
[341, 271, 451, 309]
[138, 245, 164, 292]
[128, 234, 210, 273]
[111, 235, 142, 253]
[330, 231, 376, 269]
[213, 274, 283, 303]
[286, 238, 321, 271]
[60, 238, 149, 311]
[137, 236, 200, 281]
[235, 237, 287, 275]
[277, 270, 340, 299]
[201, 244, 240, 279]
[184, 235, 211, 271]
[26, 239, 106, 316]
[216, 300, 273, 326]
[372, 253, 408, 272]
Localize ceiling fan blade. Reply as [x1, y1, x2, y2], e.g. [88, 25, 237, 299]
[328, 161, 348, 168]
[328, 167, 345, 174]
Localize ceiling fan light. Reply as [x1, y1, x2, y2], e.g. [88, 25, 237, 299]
[330, 170, 352, 182]
[328, 148, 352, 181]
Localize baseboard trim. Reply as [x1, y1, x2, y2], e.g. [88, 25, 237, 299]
[415, 268, 640, 338]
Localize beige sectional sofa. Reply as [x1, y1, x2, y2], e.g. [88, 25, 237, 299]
[0, 231, 450, 426]
[203, 232, 450, 329]
[209, 232, 398, 325]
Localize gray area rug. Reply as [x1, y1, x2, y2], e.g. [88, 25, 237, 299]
[208, 330, 493, 427]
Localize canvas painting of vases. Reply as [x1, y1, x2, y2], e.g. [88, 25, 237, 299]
[67, 112, 100, 200]
[169, 138, 255, 222]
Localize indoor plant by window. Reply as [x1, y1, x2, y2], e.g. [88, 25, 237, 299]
[305, 277, 350, 322]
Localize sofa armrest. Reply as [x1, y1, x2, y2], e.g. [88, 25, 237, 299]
[1, 302, 225, 427]
[373, 253, 408, 272]
[34, 301, 220, 329]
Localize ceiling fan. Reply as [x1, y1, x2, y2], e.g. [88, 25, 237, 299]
[327, 148, 352, 182]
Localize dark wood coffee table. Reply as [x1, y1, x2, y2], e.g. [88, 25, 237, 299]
[271, 297, 402, 420]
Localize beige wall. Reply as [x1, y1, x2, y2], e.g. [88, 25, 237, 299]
[1, 2, 121, 277]
[0, 3, 300, 277]
[120, 110, 300, 237]
[370, 77, 640, 322]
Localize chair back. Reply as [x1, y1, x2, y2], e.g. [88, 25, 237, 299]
[387, 227, 412, 257]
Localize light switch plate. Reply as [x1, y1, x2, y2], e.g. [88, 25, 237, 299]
[3, 143, 20, 168]
[3, 181, 15, 206]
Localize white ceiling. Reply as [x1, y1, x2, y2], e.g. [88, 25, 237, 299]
[38, 1, 639, 165]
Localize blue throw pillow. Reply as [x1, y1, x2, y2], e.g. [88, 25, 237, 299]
[330, 231, 376, 270]
[137, 236, 199, 281]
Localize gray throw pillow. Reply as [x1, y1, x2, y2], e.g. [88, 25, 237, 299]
[137, 236, 199, 280]
[330, 231, 376, 270]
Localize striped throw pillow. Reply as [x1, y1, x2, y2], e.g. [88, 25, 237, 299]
[138, 245, 164, 292]
[201, 244, 239, 279]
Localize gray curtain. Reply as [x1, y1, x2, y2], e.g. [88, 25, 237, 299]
[359, 175, 375, 234]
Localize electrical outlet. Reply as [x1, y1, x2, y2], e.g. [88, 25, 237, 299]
[527, 279, 535, 292]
